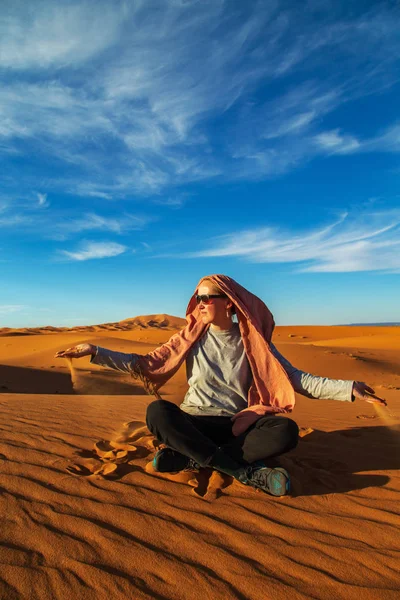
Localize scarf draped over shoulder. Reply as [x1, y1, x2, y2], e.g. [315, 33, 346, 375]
[131, 274, 295, 435]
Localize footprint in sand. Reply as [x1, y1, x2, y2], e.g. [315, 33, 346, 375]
[111, 420, 162, 454]
[66, 456, 103, 477]
[145, 461, 197, 485]
[190, 470, 232, 501]
[94, 439, 150, 461]
[68, 419, 233, 501]
[144, 462, 230, 501]
[142, 445, 232, 500]
[67, 420, 157, 480]
[67, 446, 137, 479]
[113, 420, 154, 443]
[66, 464, 94, 476]
[357, 414, 377, 420]
[67, 460, 118, 478]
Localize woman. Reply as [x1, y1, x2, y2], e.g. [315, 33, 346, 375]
[55, 274, 385, 497]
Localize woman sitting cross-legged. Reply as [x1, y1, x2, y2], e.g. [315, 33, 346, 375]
[55, 274, 385, 497]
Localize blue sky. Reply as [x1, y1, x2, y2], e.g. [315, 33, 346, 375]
[1, 0, 399, 327]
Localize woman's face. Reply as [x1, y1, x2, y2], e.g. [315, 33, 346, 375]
[197, 283, 231, 325]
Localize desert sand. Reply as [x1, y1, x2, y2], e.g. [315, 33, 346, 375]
[0, 315, 399, 600]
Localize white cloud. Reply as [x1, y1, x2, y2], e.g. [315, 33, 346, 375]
[369, 124, 400, 153]
[82, 190, 114, 200]
[58, 212, 152, 235]
[61, 241, 128, 261]
[263, 111, 317, 140]
[0, 82, 114, 140]
[0, 1, 399, 194]
[37, 192, 49, 207]
[183, 210, 400, 273]
[0, 198, 153, 239]
[314, 129, 361, 154]
[0, 305, 27, 314]
[0, 0, 126, 70]
[0, 214, 31, 227]
[313, 123, 400, 156]
[151, 193, 192, 209]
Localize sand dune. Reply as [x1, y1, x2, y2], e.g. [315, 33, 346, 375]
[0, 313, 186, 339]
[0, 317, 399, 599]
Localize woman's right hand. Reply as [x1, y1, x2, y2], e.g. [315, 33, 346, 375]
[55, 343, 96, 359]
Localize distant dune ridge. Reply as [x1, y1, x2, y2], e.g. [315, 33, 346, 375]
[0, 315, 399, 599]
[1, 315, 399, 337]
[0, 313, 186, 337]
[343, 322, 400, 327]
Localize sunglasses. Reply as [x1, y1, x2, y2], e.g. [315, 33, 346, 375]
[196, 294, 227, 304]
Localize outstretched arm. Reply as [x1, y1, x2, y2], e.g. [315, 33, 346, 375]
[90, 346, 141, 374]
[54, 327, 186, 378]
[55, 343, 141, 375]
[270, 343, 386, 406]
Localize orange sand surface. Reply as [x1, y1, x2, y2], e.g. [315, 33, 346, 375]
[0, 316, 399, 600]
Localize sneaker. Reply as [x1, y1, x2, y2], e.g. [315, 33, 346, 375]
[152, 448, 200, 473]
[238, 461, 290, 497]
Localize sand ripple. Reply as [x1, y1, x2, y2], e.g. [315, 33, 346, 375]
[0, 393, 399, 600]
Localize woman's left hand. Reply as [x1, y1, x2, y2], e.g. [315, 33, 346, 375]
[352, 381, 387, 406]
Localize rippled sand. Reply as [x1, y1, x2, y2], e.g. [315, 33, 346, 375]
[0, 319, 399, 599]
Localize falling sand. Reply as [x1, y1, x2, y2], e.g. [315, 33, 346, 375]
[65, 356, 114, 395]
[65, 357, 78, 391]
[372, 401, 396, 421]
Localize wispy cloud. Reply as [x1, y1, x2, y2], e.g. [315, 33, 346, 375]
[0, 199, 152, 242]
[0, 0, 126, 70]
[183, 210, 400, 273]
[56, 212, 152, 236]
[313, 123, 400, 156]
[0, 305, 27, 314]
[0, 214, 32, 227]
[37, 192, 49, 207]
[1, 1, 399, 195]
[60, 241, 128, 261]
[369, 124, 400, 153]
[313, 129, 361, 154]
[151, 193, 192, 209]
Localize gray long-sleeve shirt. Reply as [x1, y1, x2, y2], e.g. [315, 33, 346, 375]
[91, 322, 354, 416]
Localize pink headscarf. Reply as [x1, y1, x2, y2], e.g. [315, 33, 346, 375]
[132, 274, 295, 435]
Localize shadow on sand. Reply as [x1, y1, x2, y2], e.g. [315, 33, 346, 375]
[0, 364, 146, 395]
[68, 420, 399, 498]
[283, 424, 400, 497]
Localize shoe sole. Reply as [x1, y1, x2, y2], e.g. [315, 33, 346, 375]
[266, 467, 290, 496]
[245, 467, 290, 496]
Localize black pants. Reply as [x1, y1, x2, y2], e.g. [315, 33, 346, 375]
[146, 400, 299, 467]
